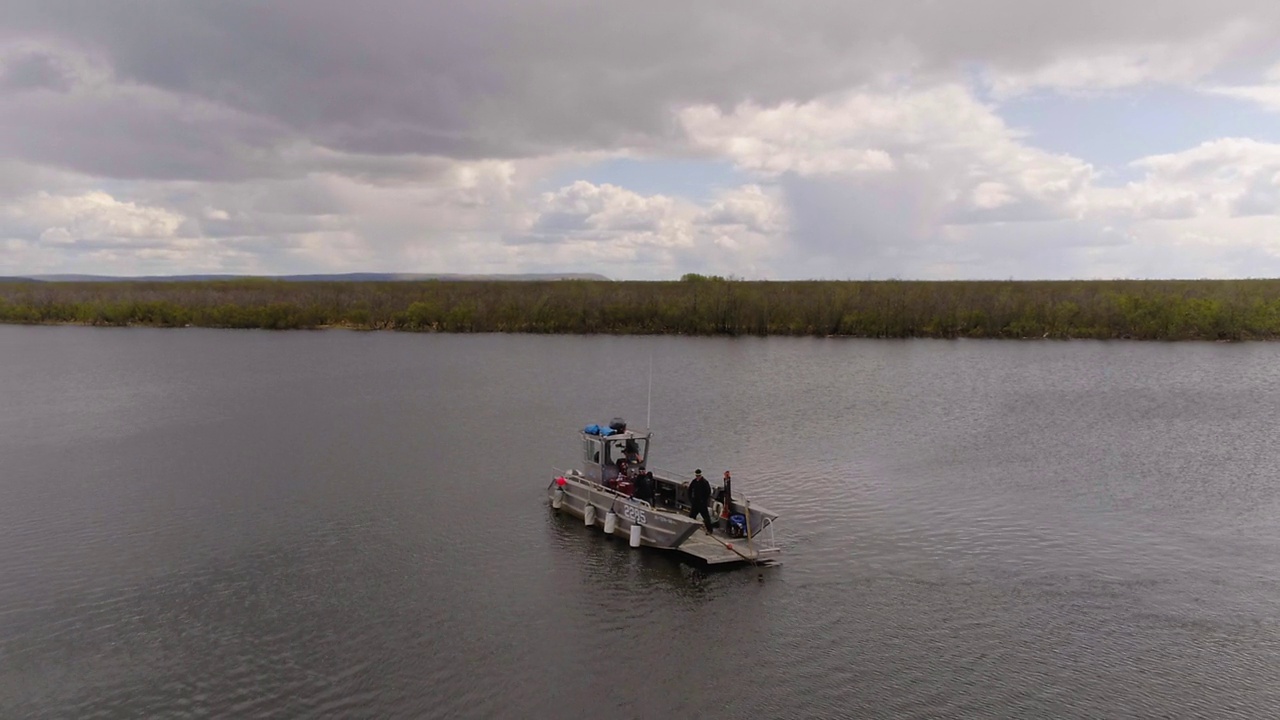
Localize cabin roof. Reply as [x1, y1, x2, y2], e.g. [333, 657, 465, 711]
[581, 428, 649, 441]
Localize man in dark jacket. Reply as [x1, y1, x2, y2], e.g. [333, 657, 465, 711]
[688, 469, 713, 534]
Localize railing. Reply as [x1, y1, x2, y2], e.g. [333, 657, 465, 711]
[553, 467, 778, 546]
[552, 467, 656, 509]
[753, 514, 779, 551]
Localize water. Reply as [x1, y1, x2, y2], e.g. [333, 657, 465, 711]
[3, 326, 1280, 718]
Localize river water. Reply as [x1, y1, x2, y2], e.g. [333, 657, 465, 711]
[2, 326, 1279, 718]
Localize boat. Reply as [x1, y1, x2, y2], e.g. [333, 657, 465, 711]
[547, 417, 780, 566]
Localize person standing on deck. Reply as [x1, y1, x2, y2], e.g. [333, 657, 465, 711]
[688, 470, 714, 534]
[719, 470, 733, 519]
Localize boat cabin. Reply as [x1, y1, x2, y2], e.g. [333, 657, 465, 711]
[581, 419, 648, 484]
[580, 418, 692, 512]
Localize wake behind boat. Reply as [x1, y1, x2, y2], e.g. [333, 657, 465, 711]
[547, 417, 780, 566]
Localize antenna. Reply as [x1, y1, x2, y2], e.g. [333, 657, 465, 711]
[646, 352, 653, 430]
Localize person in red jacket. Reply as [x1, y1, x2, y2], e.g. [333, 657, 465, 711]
[719, 470, 733, 518]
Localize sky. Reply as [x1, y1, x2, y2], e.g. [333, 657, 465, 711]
[2, 1, 1280, 280]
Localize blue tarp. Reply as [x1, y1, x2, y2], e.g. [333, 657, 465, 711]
[583, 424, 616, 436]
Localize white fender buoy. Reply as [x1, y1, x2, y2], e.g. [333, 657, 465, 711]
[584, 504, 596, 527]
[604, 511, 618, 535]
[629, 523, 642, 548]
[552, 488, 564, 510]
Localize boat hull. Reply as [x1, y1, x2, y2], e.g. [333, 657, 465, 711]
[550, 474, 700, 549]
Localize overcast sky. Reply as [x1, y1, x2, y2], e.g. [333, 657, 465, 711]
[3, 1, 1280, 279]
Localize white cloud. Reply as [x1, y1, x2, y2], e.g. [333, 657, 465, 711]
[6, 77, 1277, 281]
[1089, 139, 1280, 220]
[673, 82, 1280, 279]
[971, 182, 1016, 210]
[681, 84, 1094, 227]
[921, 138, 1280, 279]
[1104, 215, 1280, 278]
[531, 181, 685, 239]
[985, 19, 1264, 97]
[3, 3, 1280, 279]
[680, 99, 898, 176]
[701, 184, 787, 235]
[0, 164, 506, 275]
[0, 154, 766, 278]
[0, 190, 259, 274]
[1202, 62, 1280, 112]
[510, 181, 789, 278]
[1204, 85, 1280, 112]
[10, 191, 185, 245]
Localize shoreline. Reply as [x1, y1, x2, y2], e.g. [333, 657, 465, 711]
[3, 278, 1280, 341]
[0, 318, 1266, 342]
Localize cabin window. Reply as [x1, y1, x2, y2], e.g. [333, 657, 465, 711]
[584, 439, 601, 464]
[611, 437, 647, 464]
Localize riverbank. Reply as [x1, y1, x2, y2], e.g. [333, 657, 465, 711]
[2, 277, 1279, 340]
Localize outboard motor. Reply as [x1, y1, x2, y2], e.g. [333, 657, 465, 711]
[609, 417, 627, 433]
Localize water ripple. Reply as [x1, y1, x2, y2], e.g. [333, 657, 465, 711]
[6, 332, 1280, 717]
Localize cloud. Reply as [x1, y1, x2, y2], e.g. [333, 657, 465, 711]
[1089, 139, 1280, 220]
[6, 191, 185, 247]
[702, 184, 787, 235]
[510, 181, 789, 278]
[529, 181, 680, 237]
[0, 49, 74, 93]
[6, 1, 1280, 166]
[1202, 61, 1280, 112]
[1205, 84, 1280, 112]
[984, 19, 1267, 97]
[0, 189, 262, 274]
[0, 47, 292, 182]
[2, 1, 1280, 278]
[679, 83, 1096, 277]
[678, 81, 1280, 278]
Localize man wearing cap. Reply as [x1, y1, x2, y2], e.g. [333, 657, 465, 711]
[687, 469, 714, 534]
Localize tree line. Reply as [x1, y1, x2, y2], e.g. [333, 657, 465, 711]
[2, 276, 1280, 340]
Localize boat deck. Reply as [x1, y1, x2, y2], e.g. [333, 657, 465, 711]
[677, 530, 780, 566]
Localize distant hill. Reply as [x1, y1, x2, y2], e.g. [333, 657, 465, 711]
[0, 276, 41, 283]
[17, 272, 611, 282]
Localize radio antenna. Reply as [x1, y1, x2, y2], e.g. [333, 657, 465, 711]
[646, 352, 653, 430]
